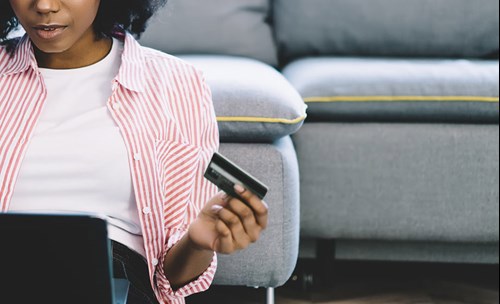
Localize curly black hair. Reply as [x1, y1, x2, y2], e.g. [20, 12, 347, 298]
[0, 0, 168, 42]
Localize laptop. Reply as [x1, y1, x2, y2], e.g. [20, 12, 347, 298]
[0, 213, 129, 304]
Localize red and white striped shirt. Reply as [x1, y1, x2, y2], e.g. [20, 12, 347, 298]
[0, 32, 219, 304]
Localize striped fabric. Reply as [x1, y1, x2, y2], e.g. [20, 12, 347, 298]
[0, 32, 220, 304]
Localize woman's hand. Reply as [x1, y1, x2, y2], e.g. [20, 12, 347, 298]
[188, 185, 269, 254]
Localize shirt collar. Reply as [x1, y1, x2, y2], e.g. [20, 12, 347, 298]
[3, 34, 38, 76]
[3, 31, 147, 93]
[115, 32, 147, 93]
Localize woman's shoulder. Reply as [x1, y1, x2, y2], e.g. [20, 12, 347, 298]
[140, 46, 205, 80]
[139, 46, 212, 111]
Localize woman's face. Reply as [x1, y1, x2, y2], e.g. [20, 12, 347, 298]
[9, 0, 101, 55]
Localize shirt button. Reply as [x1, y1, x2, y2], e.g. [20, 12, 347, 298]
[152, 258, 159, 266]
[142, 207, 151, 215]
[134, 153, 142, 161]
[112, 102, 121, 110]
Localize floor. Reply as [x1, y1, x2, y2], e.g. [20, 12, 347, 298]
[187, 259, 499, 304]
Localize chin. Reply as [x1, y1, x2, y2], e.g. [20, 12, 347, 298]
[31, 39, 71, 54]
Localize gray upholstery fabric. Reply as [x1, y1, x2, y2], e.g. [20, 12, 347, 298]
[140, 0, 278, 66]
[293, 123, 500, 243]
[335, 240, 500, 264]
[214, 137, 300, 287]
[180, 56, 307, 143]
[283, 58, 500, 123]
[274, 0, 500, 63]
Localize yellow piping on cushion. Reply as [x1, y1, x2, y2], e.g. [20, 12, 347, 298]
[217, 115, 307, 124]
[304, 96, 500, 103]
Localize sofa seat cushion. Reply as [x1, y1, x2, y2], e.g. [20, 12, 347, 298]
[140, 0, 278, 66]
[274, 0, 499, 63]
[294, 123, 500, 243]
[283, 58, 499, 123]
[180, 56, 307, 142]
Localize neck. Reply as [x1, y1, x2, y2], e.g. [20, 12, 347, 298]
[35, 30, 112, 69]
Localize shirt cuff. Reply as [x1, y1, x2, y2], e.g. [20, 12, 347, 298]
[154, 229, 218, 302]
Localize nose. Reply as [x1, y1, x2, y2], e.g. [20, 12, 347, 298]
[34, 0, 60, 14]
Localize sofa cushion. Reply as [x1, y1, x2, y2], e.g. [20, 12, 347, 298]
[180, 56, 307, 142]
[283, 58, 500, 123]
[294, 123, 500, 243]
[274, 0, 500, 63]
[140, 0, 278, 66]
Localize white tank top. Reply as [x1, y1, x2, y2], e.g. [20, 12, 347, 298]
[9, 38, 146, 257]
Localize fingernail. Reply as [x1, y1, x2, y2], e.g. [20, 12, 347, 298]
[211, 205, 223, 213]
[262, 201, 269, 209]
[220, 192, 229, 201]
[234, 184, 245, 194]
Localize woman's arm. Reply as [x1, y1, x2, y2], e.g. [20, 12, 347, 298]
[163, 231, 214, 291]
[163, 187, 269, 290]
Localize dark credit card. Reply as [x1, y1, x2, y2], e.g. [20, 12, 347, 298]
[204, 152, 269, 201]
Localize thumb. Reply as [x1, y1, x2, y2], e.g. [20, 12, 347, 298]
[206, 191, 229, 213]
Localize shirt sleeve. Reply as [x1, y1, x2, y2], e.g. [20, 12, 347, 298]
[154, 70, 220, 302]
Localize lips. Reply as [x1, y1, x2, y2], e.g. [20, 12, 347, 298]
[33, 25, 67, 40]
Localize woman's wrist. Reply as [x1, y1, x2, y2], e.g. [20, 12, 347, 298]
[163, 230, 214, 290]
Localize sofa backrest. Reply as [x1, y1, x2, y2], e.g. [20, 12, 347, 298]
[273, 0, 500, 64]
[140, 0, 278, 66]
[141, 0, 500, 66]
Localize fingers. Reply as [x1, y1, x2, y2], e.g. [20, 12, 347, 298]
[213, 220, 234, 254]
[233, 185, 269, 230]
[226, 196, 261, 243]
[216, 207, 252, 252]
[212, 185, 269, 254]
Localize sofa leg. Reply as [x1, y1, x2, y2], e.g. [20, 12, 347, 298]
[266, 287, 275, 304]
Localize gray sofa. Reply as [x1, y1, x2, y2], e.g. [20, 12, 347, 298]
[277, 0, 500, 266]
[141, 0, 500, 301]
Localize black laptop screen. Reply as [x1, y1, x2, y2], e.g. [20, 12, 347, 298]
[0, 214, 114, 304]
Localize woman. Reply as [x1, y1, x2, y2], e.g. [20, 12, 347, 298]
[0, 1, 269, 303]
